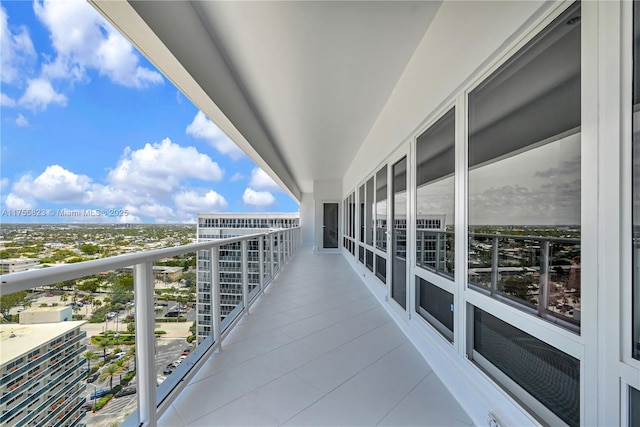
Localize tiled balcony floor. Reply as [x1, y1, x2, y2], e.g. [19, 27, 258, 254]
[159, 248, 473, 426]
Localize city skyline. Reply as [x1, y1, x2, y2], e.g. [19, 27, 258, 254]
[0, 0, 299, 225]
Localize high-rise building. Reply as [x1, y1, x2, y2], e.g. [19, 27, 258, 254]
[196, 213, 299, 343]
[0, 307, 86, 427]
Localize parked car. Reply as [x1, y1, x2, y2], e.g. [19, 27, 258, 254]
[115, 386, 136, 398]
[89, 388, 109, 400]
[163, 365, 174, 375]
[86, 372, 99, 383]
[112, 351, 126, 361]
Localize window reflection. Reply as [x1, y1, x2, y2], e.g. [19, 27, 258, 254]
[468, 3, 581, 333]
[375, 166, 387, 252]
[416, 108, 455, 278]
[366, 177, 374, 246]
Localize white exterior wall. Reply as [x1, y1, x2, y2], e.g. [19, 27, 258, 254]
[344, 1, 550, 192]
[339, 2, 639, 426]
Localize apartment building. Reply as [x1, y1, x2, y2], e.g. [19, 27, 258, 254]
[0, 259, 40, 274]
[0, 307, 86, 426]
[196, 213, 299, 342]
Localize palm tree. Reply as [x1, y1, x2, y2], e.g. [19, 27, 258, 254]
[99, 363, 124, 391]
[83, 350, 99, 375]
[97, 340, 111, 363]
[114, 359, 128, 383]
[126, 346, 136, 371]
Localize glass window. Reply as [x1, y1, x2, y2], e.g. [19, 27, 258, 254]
[468, 4, 581, 333]
[359, 184, 365, 243]
[376, 166, 388, 251]
[633, 0, 640, 361]
[416, 108, 455, 278]
[631, 386, 640, 426]
[366, 177, 374, 246]
[376, 254, 386, 283]
[474, 307, 580, 427]
[416, 276, 453, 342]
[348, 192, 355, 240]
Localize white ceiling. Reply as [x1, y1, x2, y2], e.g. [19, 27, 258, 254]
[95, 1, 442, 200]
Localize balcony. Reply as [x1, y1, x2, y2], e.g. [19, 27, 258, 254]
[158, 249, 471, 426]
[1, 228, 472, 426]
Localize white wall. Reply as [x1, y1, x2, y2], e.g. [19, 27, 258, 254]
[307, 180, 342, 250]
[300, 192, 314, 247]
[343, 0, 551, 194]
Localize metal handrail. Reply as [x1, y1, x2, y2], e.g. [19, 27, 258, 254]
[0, 226, 302, 427]
[1, 232, 282, 294]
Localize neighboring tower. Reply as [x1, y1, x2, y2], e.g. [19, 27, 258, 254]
[0, 306, 87, 426]
[196, 213, 299, 344]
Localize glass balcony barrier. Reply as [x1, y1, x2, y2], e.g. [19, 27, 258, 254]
[415, 229, 455, 279]
[468, 232, 581, 333]
[0, 227, 301, 427]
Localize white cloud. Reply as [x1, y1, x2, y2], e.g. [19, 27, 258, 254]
[33, 0, 163, 88]
[86, 184, 150, 208]
[174, 190, 228, 214]
[4, 193, 34, 210]
[16, 114, 29, 127]
[18, 78, 67, 110]
[243, 188, 275, 209]
[0, 178, 8, 191]
[186, 111, 245, 160]
[1, 7, 36, 84]
[249, 167, 281, 191]
[107, 138, 224, 197]
[13, 165, 91, 203]
[229, 172, 244, 182]
[1, 93, 16, 107]
[127, 203, 176, 220]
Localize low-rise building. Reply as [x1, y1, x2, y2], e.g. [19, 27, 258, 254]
[0, 258, 40, 274]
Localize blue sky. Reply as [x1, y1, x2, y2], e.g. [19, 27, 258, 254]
[1, 0, 299, 224]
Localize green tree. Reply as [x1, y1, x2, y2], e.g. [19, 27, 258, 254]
[98, 339, 112, 363]
[126, 346, 136, 371]
[99, 363, 124, 390]
[80, 244, 101, 255]
[0, 291, 27, 318]
[83, 350, 99, 374]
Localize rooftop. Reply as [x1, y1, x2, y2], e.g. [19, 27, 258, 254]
[0, 320, 85, 365]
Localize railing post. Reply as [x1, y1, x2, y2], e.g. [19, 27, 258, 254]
[241, 240, 249, 313]
[436, 232, 442, 272]
[538, 240, 550, 317]
[286, 229, 290, 261]
[259, 235, 265, 293]
[270, 233, 275, 278]
[210, 247, 221, 346]
[278, 232, 283, 268]
[134, 262, 157, 427]
[490, 236, 499, 296]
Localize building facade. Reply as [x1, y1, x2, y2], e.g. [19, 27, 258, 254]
[0, 309, 86, 427]
[0, 259, 40, 274]
[196, 213, 299, 343]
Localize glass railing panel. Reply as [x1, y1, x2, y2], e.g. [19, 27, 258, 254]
[154, 250, 196, 404]
[0, 228, 300, 427]
[416, 230, 454, 279]
[469, 233, 580, 333]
